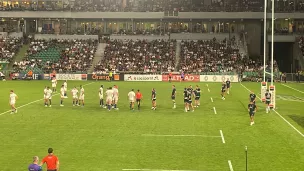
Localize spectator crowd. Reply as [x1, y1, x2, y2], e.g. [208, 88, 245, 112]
[0, 37, 22, 63]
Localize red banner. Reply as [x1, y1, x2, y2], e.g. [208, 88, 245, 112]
[162, 74, 200, 82]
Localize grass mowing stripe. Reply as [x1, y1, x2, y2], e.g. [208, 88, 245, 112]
[220, 130, 225, 144]
[240, 83, 304, 138]
[281, 84, 304, 94]
[213, 107, 217, 114]
[0, 82, 95, 116]
[228, 160, 234, 171]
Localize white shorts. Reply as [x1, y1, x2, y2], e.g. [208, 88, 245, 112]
[10, 101, 15, 105]
[79, 95, 84, 100]
[129, 99, 135, 103]
[113, 96, 118, 102]
[99, 94, 103, 99]
[73, 95, 78, 99]
[52, 84, 56, 88]
[46, 96, 52, 100]
[61, 93, 65, 98]
[64, 88, 67, 91]
[44, 95, 46, 99]
[106, 97, 112, 102]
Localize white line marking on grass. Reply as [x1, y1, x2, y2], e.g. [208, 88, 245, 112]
[213, 107, 217, 114]
[281, 84, 304, 94]
[220, 130, 226, 144]
[228, 160, 234, 171]
[208, 88, 210, 92]
[240, 83, 304, 138]
[0, 82, 95, 116]
[142, 134, 221, 138]
[210, 97, 213, 102]
[123, 169, 202, 171]
[206, 84, 208, 87]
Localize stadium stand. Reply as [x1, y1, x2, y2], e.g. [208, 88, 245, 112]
[13, 39, 97, 74]
[0, 37, 22, 62]
[299, 36, 304, 56]
[94, 39, 176, 73]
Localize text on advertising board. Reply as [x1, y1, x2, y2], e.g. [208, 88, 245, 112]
[124, 75, 162, 81]
[162, 74, 200, 82]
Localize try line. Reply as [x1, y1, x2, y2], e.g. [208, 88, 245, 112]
[142, 134, 221, 138]
[281, 84, 304, 94]
[240, 83, 304, 137]
[0, 82, 95, 117]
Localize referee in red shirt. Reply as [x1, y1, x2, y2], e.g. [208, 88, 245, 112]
[40, 148, 59, 171]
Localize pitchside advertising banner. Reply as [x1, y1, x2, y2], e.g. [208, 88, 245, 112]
[56, 74, 87, 80]
[199, 75, 239, 82]
[162, 74, 200, 82]
[124, 74, 162, 81]
[87, 74, 121, 81]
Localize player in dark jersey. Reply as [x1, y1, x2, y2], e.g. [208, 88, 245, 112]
[226, 78, 231, 94]
[265, 90, 271, 113]
[183, 88, 188, 112]
[194, 85, 201, 107]
[171, 85, 176, 109]
[221, 82, 226, 100]
[248, 101, 257, 126]
[187, 88, 195, 112]
[249, 91, 256, 104]
[151, 88, 157, 110]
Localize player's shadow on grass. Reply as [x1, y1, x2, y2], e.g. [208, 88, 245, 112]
[289, 115, 304, 128]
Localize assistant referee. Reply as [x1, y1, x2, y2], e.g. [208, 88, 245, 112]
[40, 148, 59, 171]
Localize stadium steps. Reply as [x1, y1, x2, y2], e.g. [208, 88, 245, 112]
[294, 42, 304, 70]
[88, 43, 106, 73]
[7, 44, 29, 70]
[174, 40, 181, 71]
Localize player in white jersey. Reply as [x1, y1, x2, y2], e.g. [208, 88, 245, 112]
[99, 85, 105, 108]
[128, 89, 136, 110]
[105, 87, 114, 111]
[51, 77, 57, 92]
[112, 85, 119, 110]
[45, 87, 53, 107]
[9, 90, 18, 114]
[71, 86, 79, 106]
[60, 85, 65, 106]
[43, 86, 47, 102]
[78, 85, 85, 107]
[63, 80, 68, 98]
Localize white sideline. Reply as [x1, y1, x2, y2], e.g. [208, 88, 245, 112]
[220, 130, 225, 144]
[240, 83, 304, 137]
[281, 84, 304, 94]
[0, 82, 95, 116]
[213, 107, 217, 114]
[142, 134, 221, 138]
[210, 97, 213, 102]
[206, 84, 208, 87]
[123, 169, 201, 171]
[208, 88, 210, 92]
[228, 160, 234, 171]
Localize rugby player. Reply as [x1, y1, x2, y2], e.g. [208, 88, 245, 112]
[169, 72, 172, 83]
[194, 85, 201, 107]
[128, 89, 136, 110]
[63, 80, 68, 98]
[9, 90, 18, 114]
[71, 86, 79, 106]
[171, 85, 176, 109]
[105, 87, 114, 111]
[60, 85, 65, 106]
[51, 77, 57, 92]
[40, 148, 59, 171]
[221, 81, 226, 100]
[136, 90, 143, 110]
[187, 88, 195, 112]
[28, 156, 42, 171]
[226, 78, 231, 94]
[248, 101, 257, 126]
[249, 91, 256, 104]
[112, 85, 119, 110]
[44, 86, 48, 106]
[265, 89, 271, 113]
[45, 87, 53, 107]
[78, 85, 85, 107]
[183, 88, 188, 112]
[99, 85, 105, 108]
[151, 88, 157, 110]
[180, 71, 185, 82]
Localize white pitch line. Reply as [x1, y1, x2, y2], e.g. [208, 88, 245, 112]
[142, 134, 221, 138]
[240, 83, 304, 138]
[208, 88, 210, 92]
[206, 84, 209, 87]
[228, 160, 234, 171]
[123, 169, 202, 171]
[220, 130, 226, 144]
[0, 82, 95, 116]
[210, 97, 213, 102]
[281, 84, 304, 94]
[213, 107, 217, 114]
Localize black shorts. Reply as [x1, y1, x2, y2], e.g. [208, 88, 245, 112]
[169, 76, 172, 79]
[188, 100, 192, 104]
[249, 112, 255, 116]
[152, 98, 156, 101]
[184, 99, 188, 103]
[136, 99, 141, 102]
[266, 100, 270, 105]
[227, 85, 230, 89]
[171, 95, 175, 100]
[195, 97, 200, 100]
[221, 90, 225, 93]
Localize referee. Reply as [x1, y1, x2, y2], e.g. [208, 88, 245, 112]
[40, 148, 59, 171]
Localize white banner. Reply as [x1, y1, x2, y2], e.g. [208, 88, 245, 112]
[56, 74, 83, 80]
[199, 75, 239, 82]
[124, 74, 162, 81]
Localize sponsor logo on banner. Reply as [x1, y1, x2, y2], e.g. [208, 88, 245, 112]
[44, 74, 50, 80]
[56, 74, 84, 80]
[124, 74, 162, 81]
[88, 74, 120, 81]
[162, 74, 200, 82]
[199, 75, 239, 82]
[81, 74, 87, 80]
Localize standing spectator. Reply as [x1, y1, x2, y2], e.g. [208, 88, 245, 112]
[296, 71, 300, 82]
[40, 148, 60, 171]
[28, 156, 42, 171]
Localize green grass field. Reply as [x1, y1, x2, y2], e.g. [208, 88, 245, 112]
[0, 80, 303, 171]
